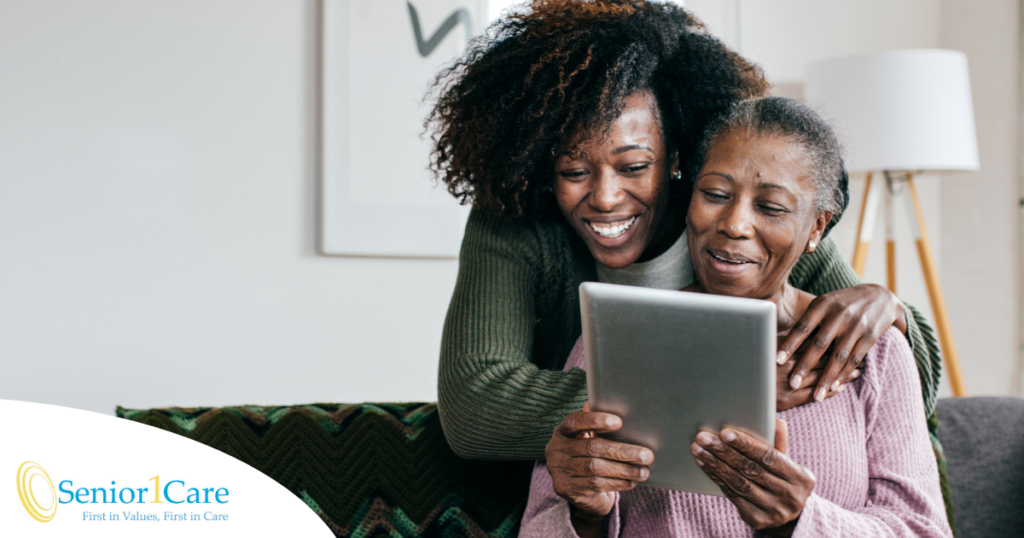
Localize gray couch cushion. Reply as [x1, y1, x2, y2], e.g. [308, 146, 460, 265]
[937, 397, 1024, 537]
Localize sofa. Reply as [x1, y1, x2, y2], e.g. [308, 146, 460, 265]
[118, 396, 1024, 537]
[934, 397, 1024, 537]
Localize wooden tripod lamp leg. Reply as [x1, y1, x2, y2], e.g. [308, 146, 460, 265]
[904, 174, 967, 396]
[884, 183, 897, 294]
[851, 173, 877, 276]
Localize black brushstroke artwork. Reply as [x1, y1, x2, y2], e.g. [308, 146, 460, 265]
[407, 2, 472, 57]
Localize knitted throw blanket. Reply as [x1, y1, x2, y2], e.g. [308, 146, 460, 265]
[117, 403, 533, 538]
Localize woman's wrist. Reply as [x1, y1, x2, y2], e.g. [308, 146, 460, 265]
[569, 505, 607, 538]
[763, 517, 799, 538]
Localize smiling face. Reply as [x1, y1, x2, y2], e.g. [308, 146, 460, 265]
[553, 92, 678, 269]
[687, 130, 831, 300]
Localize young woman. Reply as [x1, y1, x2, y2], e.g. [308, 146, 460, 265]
[522, 97, 952, 538]
[428, 0, 942, 467]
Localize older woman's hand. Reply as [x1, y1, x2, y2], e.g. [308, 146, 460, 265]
[546, 405, 653, 534]
[692, 420, 815, 537]
[776, 283, 904, 403]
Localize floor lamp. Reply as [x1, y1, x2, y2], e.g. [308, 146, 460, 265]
[806, 49, 979, 397]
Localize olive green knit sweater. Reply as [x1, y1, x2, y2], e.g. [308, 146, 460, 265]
[438, 209, 943, 461]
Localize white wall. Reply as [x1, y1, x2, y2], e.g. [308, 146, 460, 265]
[0, 0, 459, 414]
[939, 0, 1021, 396]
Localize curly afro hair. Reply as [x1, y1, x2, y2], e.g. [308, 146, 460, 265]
[426, 0, 769, 220]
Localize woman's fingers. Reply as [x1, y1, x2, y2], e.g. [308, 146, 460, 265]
[777, 387, 814, 411]
[693, 431, 787, 491]
[815, 308, 887, 400]
[698, 458, 805, 531]
[546, 410, 650, 520]
[719, 428, 814, 484]
[693, 426, 815, 531]
[776, 299, 828, 366]
[777, 355, 825, 387]
[549, 411, 653, 467]
[783, 294, 855, 391]
[699, 464, 767, 514]
[693, 438, 776, 508]
[566, 476, 637, 494]
[793, 367, 822, 389]
[775, 419, 788, 454]
[569, 436, 653, 467]
[557, 411, 622, 437]
[565, 455, 650, 482]
[779, 382, 847, 411]
[835, 338, 872, 387]
[814, 287, 892, 396]
[777, 363, 838, 411]
[790, 323, 847, 394]
[837, 362, 863, 386]
[814, 324, 862, 401]
[782, 284, 906, 396]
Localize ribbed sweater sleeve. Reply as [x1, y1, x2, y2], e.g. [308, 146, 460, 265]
[788, 237, 942, 416]
[438, 211, 588, 460]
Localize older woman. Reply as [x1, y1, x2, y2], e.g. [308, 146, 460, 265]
[522, 97, 952, 537]
[429, 0, 942, 473]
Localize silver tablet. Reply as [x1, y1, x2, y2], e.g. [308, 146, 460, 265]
[579, 281, 777, 496]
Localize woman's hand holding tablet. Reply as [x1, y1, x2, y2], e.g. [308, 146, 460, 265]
[691, 420, 816, 537]
[545, 404, 654, 536]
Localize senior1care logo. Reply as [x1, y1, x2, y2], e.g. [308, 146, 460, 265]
[17, 461, 57, 522]
[16, 460, 231, 524]
[2, 400, 333, 536]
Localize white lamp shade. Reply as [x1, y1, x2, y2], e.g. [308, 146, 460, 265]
[805, 49, 979, 173]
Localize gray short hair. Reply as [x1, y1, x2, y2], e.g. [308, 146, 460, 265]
[694, 97, 849, 238]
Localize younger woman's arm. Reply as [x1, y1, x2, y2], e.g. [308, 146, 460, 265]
[438, 210, 587, 460]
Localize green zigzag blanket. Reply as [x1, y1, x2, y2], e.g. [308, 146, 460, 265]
[117, 403, 533, 538]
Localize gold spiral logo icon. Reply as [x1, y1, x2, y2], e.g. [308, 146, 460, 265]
[16, 461, 57, 522]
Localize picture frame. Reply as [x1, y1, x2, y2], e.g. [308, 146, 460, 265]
[320, 0, 486, 257]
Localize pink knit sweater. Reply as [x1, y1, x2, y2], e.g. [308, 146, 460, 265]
[520, 328, 952, 537]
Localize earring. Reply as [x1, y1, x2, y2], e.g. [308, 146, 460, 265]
[805, 241, 817, 254]
[672, 170, 682, 181]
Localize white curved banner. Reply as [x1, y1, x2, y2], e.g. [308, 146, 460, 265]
[0, 400, 333, 536]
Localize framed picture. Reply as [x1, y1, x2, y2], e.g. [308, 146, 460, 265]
[320, 0, 487, 257]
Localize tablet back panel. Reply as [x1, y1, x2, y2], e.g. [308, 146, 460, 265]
[580, 282, 776, 496]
